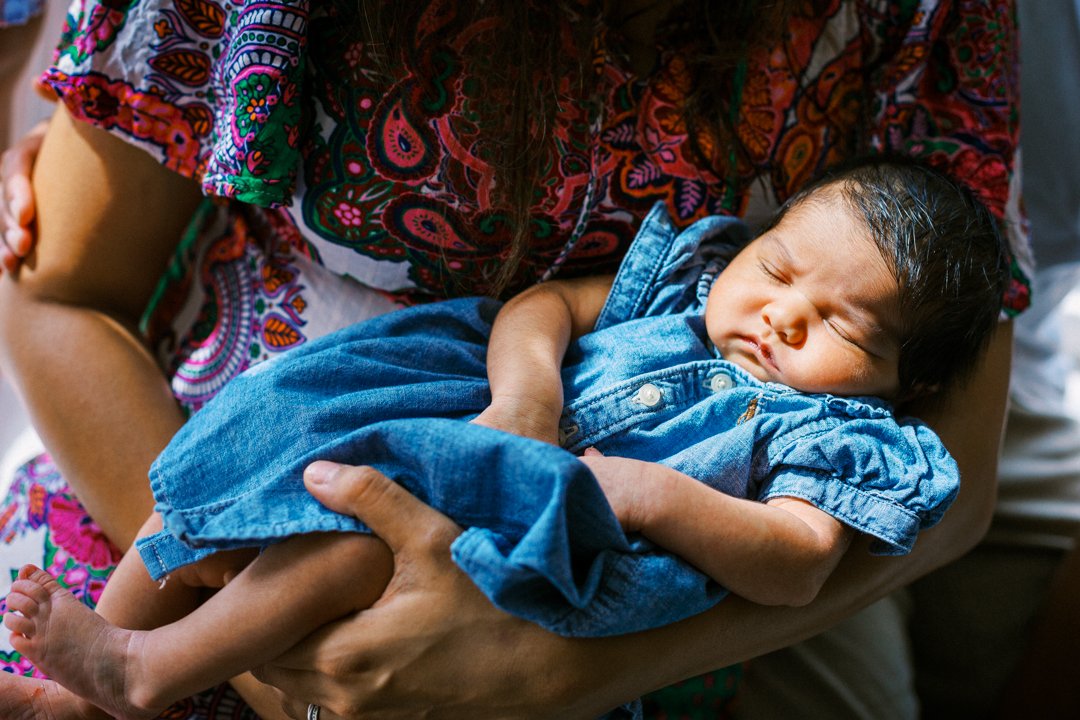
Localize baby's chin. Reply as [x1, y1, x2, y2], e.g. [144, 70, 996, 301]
[719, 351, 776, 385]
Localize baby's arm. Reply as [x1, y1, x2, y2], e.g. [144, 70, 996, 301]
[581, 452, 853, 607]
[472, 275, 613, 444]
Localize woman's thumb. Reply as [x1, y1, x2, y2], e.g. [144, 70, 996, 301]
[304, 460, 451, 550]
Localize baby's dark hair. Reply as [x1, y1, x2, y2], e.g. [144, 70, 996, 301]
[773, 156, 1010, 400]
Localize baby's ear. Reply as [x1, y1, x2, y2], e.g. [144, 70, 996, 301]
[896, 381, 942, 406]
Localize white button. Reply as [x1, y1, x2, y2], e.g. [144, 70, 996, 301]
[709, 373, 734, 392]
[634, 383, 663, 407]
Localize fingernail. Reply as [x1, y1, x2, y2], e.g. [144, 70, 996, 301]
[304, 460, 341, 486]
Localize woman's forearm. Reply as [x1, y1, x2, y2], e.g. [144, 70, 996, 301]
[0, 106, 202, 548]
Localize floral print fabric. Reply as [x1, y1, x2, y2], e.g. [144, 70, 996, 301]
[0, 455, 258, 718]
[42, 0, 1030, 304]
[0, 1, 1028, 717]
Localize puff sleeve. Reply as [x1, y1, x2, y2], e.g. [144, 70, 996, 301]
[757, 408, 959, 556]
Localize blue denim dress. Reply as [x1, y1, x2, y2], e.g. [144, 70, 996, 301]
[138, 204, 958, 640]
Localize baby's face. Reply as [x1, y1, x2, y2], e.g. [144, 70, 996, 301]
[705, 189, 902, 398]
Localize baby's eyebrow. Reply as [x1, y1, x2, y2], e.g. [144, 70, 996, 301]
[762, 233, 796, 268]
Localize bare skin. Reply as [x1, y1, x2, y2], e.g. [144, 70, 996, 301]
[0, 106, 199, 550]
[0, 120, 44, 271]
[4, 566, 132, 720]
[2, 524, 393, 720]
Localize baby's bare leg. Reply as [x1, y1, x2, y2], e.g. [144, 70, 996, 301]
[0, 512, 255, 719]
[147, 531, 393, 703]
[2, 531, 391, 718]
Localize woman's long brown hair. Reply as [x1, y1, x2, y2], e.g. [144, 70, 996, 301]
[331, 0, 795, 296]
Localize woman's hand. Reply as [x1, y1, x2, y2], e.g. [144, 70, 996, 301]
[253, 461, 623, 720]
[0, 120, 45, 274]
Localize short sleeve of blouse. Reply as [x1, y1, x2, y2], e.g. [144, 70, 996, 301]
[757, 410, 960, 556]
[594, 203, 750, 329]
[42, 0, 309, 208]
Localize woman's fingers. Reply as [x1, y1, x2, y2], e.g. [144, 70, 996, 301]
[251, 630, 357, 717]
[254, 608, 430, 719]
[277, 687, 347, 720]
[303, 460, 462, 552]
[257, 461, 540, 719]
[2, 120, 45, 225]
[0, 120, 47, 271]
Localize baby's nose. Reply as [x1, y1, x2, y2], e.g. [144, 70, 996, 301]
[763, 301, 808, 346]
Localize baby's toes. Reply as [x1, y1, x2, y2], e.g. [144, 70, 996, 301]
[17, 564, 61, 589]
[7, 578, 53, 609]
[3, 606, 35, 637]
[3, 588, 42, 618]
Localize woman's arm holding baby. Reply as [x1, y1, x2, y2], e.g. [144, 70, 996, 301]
[254, 322, 1010, 720]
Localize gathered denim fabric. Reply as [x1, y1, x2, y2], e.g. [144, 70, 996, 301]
[0, 0, 42, 25]
[138, 204, 958, 641]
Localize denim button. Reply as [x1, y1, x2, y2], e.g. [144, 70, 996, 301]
[634, 383, 663, 407]
[709, 373, 734, 392]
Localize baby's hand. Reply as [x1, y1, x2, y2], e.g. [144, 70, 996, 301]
[579, 448, 654, 533]
[1, 120, 46, 274]
[471, 398, 560, 446]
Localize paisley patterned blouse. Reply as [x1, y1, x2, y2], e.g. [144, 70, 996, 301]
[0, 1, 1029, 718]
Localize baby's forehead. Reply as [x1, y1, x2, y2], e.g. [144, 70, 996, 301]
[760, 193, 880, 262]
[759, 201, 904, 331]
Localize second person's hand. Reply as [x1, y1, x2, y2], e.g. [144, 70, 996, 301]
[252, 460, 622, 720]
[0, 120, 46, 274]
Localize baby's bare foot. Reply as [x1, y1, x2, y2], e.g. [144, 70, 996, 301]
[3, 565, 161, 719]
[0, 672, 109, 720]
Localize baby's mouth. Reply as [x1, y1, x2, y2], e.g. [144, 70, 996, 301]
[742, 335, 778, 373]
